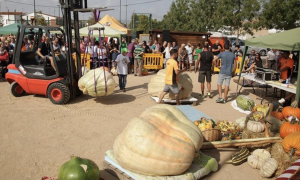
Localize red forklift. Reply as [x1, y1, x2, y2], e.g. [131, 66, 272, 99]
[5, 0, 110, 104]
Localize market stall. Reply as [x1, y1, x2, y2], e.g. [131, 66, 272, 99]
[236, 27, 300, 105]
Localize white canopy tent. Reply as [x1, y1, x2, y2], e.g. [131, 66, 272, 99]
[79, 23, 126, 38]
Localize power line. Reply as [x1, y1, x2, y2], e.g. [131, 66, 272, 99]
[5, 0, 163, 9]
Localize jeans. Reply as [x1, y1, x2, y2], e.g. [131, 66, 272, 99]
[118, 74, 127, 90]
[134, 58, 143, 76]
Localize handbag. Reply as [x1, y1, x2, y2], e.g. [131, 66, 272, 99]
[0, 52, 8, 61]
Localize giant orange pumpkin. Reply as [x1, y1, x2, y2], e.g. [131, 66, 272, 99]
[279, 117, 300, 138]
[282, 105, 300, 119]
[282, 131, 300, 156]
[113, 104, 203, 176]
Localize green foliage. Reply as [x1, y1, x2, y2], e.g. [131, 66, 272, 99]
[260, 0, 300, 30]
[214, 0, 260, 37]
[36, 11, 47, 26]
[136, 15, 150, 32]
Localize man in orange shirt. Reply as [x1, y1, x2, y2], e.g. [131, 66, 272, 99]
[279, 51, 294, 81]
[158, 49, 185, 105]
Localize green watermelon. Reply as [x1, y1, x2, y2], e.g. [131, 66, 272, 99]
[236, 95, 255, 111]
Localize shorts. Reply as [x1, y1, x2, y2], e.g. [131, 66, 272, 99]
[217, 74, 232, 86]
[163, 84, 179, 94]
[198, 71, 212, 83]
[188, 54, 193, 64]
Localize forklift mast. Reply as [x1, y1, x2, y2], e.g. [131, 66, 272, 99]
[58, 0, 87, 99]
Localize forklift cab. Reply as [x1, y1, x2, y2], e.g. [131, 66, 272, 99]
[14, 26, 69, 80]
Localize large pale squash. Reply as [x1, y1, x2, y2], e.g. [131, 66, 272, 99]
[148, 69, 193, 100]
[78, 68, 116, 97]
[236, 95, 255, 111]
[113, 104, 203, 176]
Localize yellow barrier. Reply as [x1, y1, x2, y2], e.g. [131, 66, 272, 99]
[213, 57, 242, 74]
[142, 53, 164, 70]
[73, 53, 91, 69]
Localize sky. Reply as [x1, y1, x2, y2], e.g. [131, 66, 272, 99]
[0, 0, 173, 23]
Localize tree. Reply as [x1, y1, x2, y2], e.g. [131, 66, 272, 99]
[260, 0, 300, 30]
[189, 0, 218, 32]
[160, 0, 191, 31]
[136, 15, 150, 32]
[152, 19, 162, 30]
[87, 13, 96, 26]
[214, 0, 261, 42]
[35, 11, 47, 26]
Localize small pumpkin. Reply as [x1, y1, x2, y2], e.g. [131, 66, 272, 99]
[279, 116, 300, 139]
[252, 149, 271, 161]
[282, 104, 300, 119]
[259, 158, 278, 178]
[235, 117, 246, 129]
[281, 131, 300, 156]
[252, 104, 270, 117]
[247, 154, 266, 169]
[270, 111, 284, 121]
[247, 121, 265, 133]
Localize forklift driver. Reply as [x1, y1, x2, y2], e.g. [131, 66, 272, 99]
[36, 36, 56, 71]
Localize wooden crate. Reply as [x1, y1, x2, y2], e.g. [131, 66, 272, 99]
[103, 160, 135, 180]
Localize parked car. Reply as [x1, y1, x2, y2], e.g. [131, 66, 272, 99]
[230, 39, 269, 56]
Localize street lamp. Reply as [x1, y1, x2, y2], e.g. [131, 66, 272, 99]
[33, 0, 36, 20]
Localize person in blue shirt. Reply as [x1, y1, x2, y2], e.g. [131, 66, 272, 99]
[213, 44, 237, 103]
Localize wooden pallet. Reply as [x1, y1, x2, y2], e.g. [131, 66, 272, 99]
[104, 160, 135, 180]
[151, 96, 198, 106]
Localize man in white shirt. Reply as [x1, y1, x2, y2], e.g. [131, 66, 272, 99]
[266, 49, 276, 70]
[115, 49, 130, 92]
[185, 41, 193, 72]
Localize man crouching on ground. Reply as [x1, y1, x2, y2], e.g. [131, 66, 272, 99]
[158, 49, 185, 105]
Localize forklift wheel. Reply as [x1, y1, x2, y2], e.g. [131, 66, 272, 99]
[11, 82, 26, 97]
[47, 83, 70, 104]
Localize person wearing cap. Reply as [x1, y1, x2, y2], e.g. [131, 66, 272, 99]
[115, 49, 130, 92]
[133, 42, 145, 76]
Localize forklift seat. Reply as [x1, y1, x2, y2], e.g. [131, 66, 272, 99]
[23, 65, 56, 76]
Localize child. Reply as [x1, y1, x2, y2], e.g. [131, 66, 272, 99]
[110, 46, 120, 67]
[115, 49, 130, 92]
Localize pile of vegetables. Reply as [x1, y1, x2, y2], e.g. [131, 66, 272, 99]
[236, 95, 255, 111]
[194, 118, 217, 131]
[247, 149, 278, 178]
[218, 121, 242, 140]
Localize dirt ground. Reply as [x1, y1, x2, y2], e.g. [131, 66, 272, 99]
[0, 71, 276, 180]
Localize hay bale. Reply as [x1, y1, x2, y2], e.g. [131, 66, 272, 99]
[242, 128, 275, 149]
[271, 142, 299, 177]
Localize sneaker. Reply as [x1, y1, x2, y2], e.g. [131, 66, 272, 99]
[134, 74, 137, 76]
[207, 92, 213, 98]
[278, 98, 285, 104]
[200, 94, 207, 98]
[216, 97, 224, 103]
[223, 99, 228, 103]
[123, 88, 126, 92]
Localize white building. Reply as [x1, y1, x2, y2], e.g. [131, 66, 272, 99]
[22, 12, 59, 26]
[0, 12, 24, 27]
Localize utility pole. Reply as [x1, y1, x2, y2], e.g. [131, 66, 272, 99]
[58, 5, 61, 25]
[126, 0, 127, 26]
[119, 0, 121, 22]
[33, 0, 36, 20]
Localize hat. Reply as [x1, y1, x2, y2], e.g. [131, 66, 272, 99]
[122, 48, 128, 52]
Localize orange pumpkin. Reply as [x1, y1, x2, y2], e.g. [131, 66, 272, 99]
[282, 131, 300, 156]
[270, 111, 284, 121]
[282, 105, 300, 119]
[279, 117, 300, 138]
[137, 68, 148, 76]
